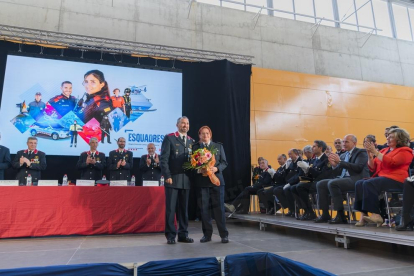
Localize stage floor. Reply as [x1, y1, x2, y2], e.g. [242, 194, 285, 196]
[1, 219, 414, 275]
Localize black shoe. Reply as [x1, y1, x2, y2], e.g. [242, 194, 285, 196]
[329, 214, 348, 224]
[266, 208, 274, 215]
[167, 239, 175, 244]
[396, 213, 414, 231]
[177, 237, 194, 243]
[315, 215, 331, 223]
[108, 142, 112, 144]
[301, 211, 316, 221]
[221, 236, 229, 243]
[200, 236, 212, 243]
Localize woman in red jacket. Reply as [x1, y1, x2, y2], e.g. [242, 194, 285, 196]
[354, 128, 412, 227]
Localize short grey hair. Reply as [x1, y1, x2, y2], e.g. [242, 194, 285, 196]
[27, 137, 38, 142]
[303, 145, 312, 153]
[344, 134, 357, 143]
[177, 116, 189, 124]
[89, 137, 98, 143]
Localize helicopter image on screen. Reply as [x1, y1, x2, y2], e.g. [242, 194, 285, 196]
[129, 85, 157, 112]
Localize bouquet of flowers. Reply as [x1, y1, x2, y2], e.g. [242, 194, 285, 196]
[183, 146, 220, 186]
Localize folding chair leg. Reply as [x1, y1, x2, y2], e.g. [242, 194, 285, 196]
[346, 193, 352, 224]
[384, 192, 391, 227]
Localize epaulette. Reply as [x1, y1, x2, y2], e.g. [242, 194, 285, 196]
[167, 133, 175, 136]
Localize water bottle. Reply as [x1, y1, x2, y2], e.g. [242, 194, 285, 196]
[27, 174, 32, 186]
[102, 175, 106, 180]
[160, 176, 164, 186]
[131, 175, 135, 186]
[62, 174, 68, 186]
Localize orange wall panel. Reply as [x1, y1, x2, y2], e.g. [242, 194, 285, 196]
[251, 67, 414, 168]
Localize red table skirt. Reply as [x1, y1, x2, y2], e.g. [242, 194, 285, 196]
[0, 186, 165, 238]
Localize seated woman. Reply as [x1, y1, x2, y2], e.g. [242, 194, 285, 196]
[354, 128, 412, 227]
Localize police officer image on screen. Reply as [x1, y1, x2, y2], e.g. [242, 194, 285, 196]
[12, 137, 47, 185]
[27, 92, 46, 120]
[48, 81, 77, 117]
[160, 116, 195, 244]
[139, 143, 162, 183]
[75, 70, 113, 124]
[100, 115, 112, 144]
[69, 120, 83, 148]
[76, 137, 106, 180]
[123, 88, 132, 118]
[107, 137, 133, 181]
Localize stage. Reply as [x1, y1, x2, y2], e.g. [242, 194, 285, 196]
[0, 219, 414, 275]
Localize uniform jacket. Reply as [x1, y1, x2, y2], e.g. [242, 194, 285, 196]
[252, 168, 273, 189]
[332, 147, 370, 183]
[48, 93, 77, 116]
[0, 145, 11, 180]
[111, 96, 125, 108]
[70, 124, 83, 132]
[139, 153, 162, 181]
[193, 141, 228, 187]
[370, 146, 413, 183]
[76, 151, 106, 180]
[305, 153, 330, 182]
[285, 157, 303, 185]
[12, 149, 47, 185]
[252, 165, 272, 184]
[107, 149, 133, 181]
[160, 132, 195, 190]
[100, 118, 112, 131]
[272, 164, 288, 186]
[75, 91, 113, 124]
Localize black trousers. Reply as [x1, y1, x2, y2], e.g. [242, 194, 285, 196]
[354, 177, 403, 214]
[70, 131, 77, 144]
[257, 186, 278, 210]
[164, 187, 190, 240]
[274, 186, 295, 211]
[403, 181, 414, 215]
[232, 186, 260, 213]
[317, 177, 355, 212]
[293, 182, 317, 212]
[125, 107, 131, 118]
[198, 185, 228, 238]
[101, 130, 110, 143]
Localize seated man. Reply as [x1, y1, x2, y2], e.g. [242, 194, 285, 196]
[257, 154, 288, 214]
[292, 140, 331, 220]
[76, 137, 106, 180]
[334, 138, 345, 155]
[251, 157, 271, 184]
[315, 134, 369, 224]
[225, 159, 273, 214]
[302, 145, 313, 162]
[273, 149, 303, 217]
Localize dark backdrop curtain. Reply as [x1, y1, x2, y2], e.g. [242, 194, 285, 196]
[0, 41, 251, 220]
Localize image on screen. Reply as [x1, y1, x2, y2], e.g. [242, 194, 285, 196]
[0, 55, 183, 157]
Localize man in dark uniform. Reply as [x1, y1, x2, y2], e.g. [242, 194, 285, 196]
[27, 92, 46, 120]
[257, 154, 288, 215]
[160, 116, 195, 244]
[193, 126, 229, 243]
[139, 143, 161, 183]
[48, 81, 77, 117]
[292, 140, 331, 220]
[224, 159, 273, 214]
[123, 88, 132, 118]
[76, 137, 106, 180]
[100, 115, 112, 144]
[251, 157, 264, 184]
[107, 137, 133, 181]
[273, 149, 303, 216]
[12, 137, 47, 185]
[0, 133, 11, 180]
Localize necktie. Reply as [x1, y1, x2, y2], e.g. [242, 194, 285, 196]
[340, 151, 350, 178]
[204, 143, 208, 148]
[182, 136, 186, 146]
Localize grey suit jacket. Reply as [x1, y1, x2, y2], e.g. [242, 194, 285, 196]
[333, 147, 369, 183]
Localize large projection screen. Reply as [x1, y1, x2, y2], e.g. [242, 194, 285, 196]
[0, 55, 182, 157]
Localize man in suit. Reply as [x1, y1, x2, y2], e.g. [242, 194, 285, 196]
[292, 140, 331, 220]
[315, 134, 369, 224]
[193, 126, 229, 243]
[0, 133, 11, 180]
[76, 137, 106, 180]
[107, 137, 133, 181]
[160, 116, 195, 244]
[257, 154, 288, 215]
[273, 149, 303, 217]
[12, 137, 47, 185]
[139, 143, 162, 183]
[224, 159, 273, 214]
